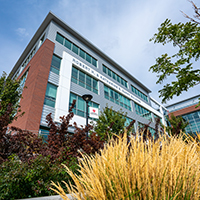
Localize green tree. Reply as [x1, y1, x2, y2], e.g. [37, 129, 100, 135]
[94, 106, 134, 140]
[149, 1, 200, 106]
[165, 113, 189, 136]
[0, 72, 23, 123]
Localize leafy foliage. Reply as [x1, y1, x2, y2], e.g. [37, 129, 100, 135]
[44, 99, 105, 163]
[94, 106, 135, 140]
[149, 2, 200, 105]
[0, 155, 78, 200]
[165, 113, 189, 136]
[0, 99, 163, 199]
[0, 100, 105, 199]
[0, 104, 44, 164]
[0, 72, 23, 123]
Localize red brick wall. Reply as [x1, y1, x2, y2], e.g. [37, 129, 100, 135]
[10, 39, 55, 132]
[169, 103, 199, 118]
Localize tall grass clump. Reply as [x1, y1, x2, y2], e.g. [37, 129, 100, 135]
[51, 133, 200, 200]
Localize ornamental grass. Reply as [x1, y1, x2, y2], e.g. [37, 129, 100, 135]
[51, 132, 200, 200]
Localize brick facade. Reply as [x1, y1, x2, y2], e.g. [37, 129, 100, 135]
[10, 39, 55, 132]
[169, 103, 199, 117]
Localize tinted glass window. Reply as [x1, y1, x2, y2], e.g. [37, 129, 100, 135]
[56, 33, 64, 44]
[64, 39, 72, 50]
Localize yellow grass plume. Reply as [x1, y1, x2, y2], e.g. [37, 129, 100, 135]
[51, 133, 200, 199]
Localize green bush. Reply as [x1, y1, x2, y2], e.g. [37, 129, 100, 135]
[0, 155, 78, 200]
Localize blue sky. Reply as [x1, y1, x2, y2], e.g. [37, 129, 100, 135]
[0, 0, 199, 106]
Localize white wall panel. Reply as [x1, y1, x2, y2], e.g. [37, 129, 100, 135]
[54, 51, 73, 122]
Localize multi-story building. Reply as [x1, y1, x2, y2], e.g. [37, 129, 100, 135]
[166, 95, 200, 134]
[9, 12, 166, 136]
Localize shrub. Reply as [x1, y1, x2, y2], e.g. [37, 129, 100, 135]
[0, 155, 78, 200]
[51, 132, 200, 200]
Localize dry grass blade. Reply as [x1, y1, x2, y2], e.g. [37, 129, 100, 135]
[51, 132, 200, 200]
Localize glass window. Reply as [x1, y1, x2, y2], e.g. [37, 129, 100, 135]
[50, 67, 59, 75]
[51, 55, 61, 69]
[71, 67, 98, 94]
[104, 85, 109, 99]
[112, 72, 116, 80]
[86, 53, 91, 63]
[72, 44, 79, 54]
[80, 49, 85, 59]
[92, 57, 97, 67]
[117, 75, 120, 83]
[124, 81, 128, 88]
[69, 93, 99, 119]
[93, 79, 98, 94]
[72, 67, 78, 84]
[110, 90, 114, 102]
[135, 103, 152, 121]
[131, 85, 148, 102]
[64, 39, 72, 50]
[70, 93, 77, 106]
[56, 32, 98, 69]
[44, 83, 57, 108]
[46, 83, 57, 99]
[127, 100, 131, 110]
[51, 55, 61, 75]
[78, 71, 85, 87]
[107, 68, 111, 77]
[56, 33, 64, 45]
[103, 65, 107, 73]
[121, 79, 124, 86]
[86, 75, 92, 91]
[44, 98, 55, 108]
[39, 127, 49, 141]
[104, 85, 131, 111]
[77, 96, 85, 117]
[115, 91, 119, 105]
[69, 93, 77, 113]
[118, 76, 121, 84]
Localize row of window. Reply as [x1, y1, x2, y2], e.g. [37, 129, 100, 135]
[51, 55, 62, 75]
[135, 103, 152, 121]
[39, 115, 135, 139]
[71, 66, 98, 94]
[17, 47, 36, 77]
[56, 33, 97, 67]
[102, 65, 149, 104]
[44, 84, 154, 126]
[20, 70, 29, 90]
[69, 93, 99, 119]
[104, 85, 132, 111]
[102, 65, 128, 88]
[131, 86, 148, 102]
[44, 54, 61, 107]
[182, 110, 200, 134]
[44, 82, 152, 123]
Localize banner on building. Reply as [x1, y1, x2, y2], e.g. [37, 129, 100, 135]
[89, 107, 99, 119]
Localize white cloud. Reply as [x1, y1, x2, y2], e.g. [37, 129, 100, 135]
[53, 0, 199, 104]
[15, 28, 29, 39]
[1, 0, 198, 105]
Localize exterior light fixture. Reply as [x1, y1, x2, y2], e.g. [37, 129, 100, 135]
[82, 94, 93, 139]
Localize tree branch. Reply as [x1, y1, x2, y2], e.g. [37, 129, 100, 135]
[181, 1, 200, 25]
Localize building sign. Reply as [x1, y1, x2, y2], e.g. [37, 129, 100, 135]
[89, 107, 99, 119]
[71, 57, 162, 118]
